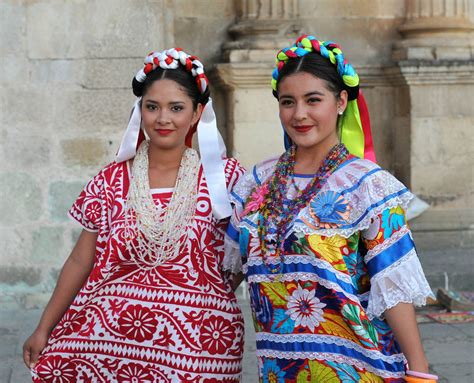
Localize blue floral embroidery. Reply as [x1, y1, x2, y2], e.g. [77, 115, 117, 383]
[381, 208, 405, 238]
[271, 309, 295, 334]
[239, 227, 250, 257]
[310, 191, 349, 225]
[250, 284, 273, 327]
[262, 359, 286, 383]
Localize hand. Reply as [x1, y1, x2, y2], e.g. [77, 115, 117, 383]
[22, 328, 49, 369]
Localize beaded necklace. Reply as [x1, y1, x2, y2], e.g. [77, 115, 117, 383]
[124, 141, 199, 269]
[257, 143, 349, 274]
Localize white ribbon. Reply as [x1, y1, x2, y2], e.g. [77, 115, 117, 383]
[116, 98, 142, 163]
[115, 97, 231, 219]
[197, 98, 231, 219]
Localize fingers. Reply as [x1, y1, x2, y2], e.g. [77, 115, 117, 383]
[22, 345, 31, 369]
[30, 348, 40, 368]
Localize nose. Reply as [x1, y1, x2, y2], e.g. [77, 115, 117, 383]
[156, 109, 171, 125]
[293, 102, 307, 122]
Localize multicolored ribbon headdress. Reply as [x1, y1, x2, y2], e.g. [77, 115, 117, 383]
[116, 48, 231, 219]
[272, 35, 375, 162]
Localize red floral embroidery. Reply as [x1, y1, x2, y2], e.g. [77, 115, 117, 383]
[36, 355, 78, 383]
[56, 309, 87, 336]
[200, 315, 235, 355]
[85, 199, 101, 222]
[118, 304, 158, 342]
[117, 362, 153, 383]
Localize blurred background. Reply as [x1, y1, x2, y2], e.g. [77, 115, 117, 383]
[0, 0, 473, 381]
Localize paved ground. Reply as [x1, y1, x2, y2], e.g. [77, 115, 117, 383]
[1, 288, 473, 383]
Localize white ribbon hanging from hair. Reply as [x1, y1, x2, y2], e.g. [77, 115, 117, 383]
[116, 98, 142, 163]
[197, 98, 231, 219]
[115, 98, 232, 219]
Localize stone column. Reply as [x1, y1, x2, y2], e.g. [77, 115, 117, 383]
[210, 0, 301, 167]
[392, 0, 474, 248]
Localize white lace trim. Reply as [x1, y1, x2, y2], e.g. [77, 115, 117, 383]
[246, 254, 354, 285]
[367, 249, 435, 319]
[222, 233, 243, 274]
[234, 158, 414, 240]
[364, 226, 411, 263]
[256, 349, 405, 379]
[256, 332, 406, 363]
[247, 272, 359, 302]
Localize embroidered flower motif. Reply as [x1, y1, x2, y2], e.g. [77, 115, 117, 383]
[35, 355, 78, 383]
[55, 309, 87, 336]
[84, 199, 101, 222]
[117, 362, 153, 383]
[309, 191, 350, 229]
[262, 359, 286, 383]
[200, 315, 235, 355]
[242, 183, 269, 216]
[286, 286, 326, 331]
[118, 304, 158, 342]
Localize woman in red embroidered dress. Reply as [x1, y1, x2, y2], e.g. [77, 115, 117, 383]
[23, 49, 244, 383]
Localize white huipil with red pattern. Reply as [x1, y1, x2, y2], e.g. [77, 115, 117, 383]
[32, 158, 245, 383]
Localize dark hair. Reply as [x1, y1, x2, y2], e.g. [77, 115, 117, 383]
[273, 52, 346, 100]
[132, 66, 210, 109]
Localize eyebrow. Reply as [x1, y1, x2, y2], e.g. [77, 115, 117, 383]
[144, 100, 186, 105]
[279, 90, 325, 99]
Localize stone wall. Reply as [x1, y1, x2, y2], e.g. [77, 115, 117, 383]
[0, 0, 236, 302]
[1, 0, 473, 302]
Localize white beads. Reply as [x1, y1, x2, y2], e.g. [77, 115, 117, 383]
[124, 141, 200, 269]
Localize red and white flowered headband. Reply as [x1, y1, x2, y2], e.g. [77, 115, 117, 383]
[134, 48, 209, 95]
[116, 48, 231, 219]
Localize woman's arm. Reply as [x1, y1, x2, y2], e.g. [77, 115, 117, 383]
[22, 229, 97, 368]
[230, 272, 245, 291]
[385, 303, 429, 373]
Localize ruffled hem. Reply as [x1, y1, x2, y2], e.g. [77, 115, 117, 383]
[366, 249, 435, 319]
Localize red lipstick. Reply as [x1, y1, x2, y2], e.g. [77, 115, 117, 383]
[156, 129, 174, 136]
[293, 125, 313, 133]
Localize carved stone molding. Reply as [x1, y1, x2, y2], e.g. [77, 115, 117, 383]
[223, 0, 301, 63]
[393, 0, 474, 61]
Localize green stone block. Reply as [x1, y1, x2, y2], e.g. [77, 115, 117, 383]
[31, 226, 65, 264]
[48, 181, 85, 222]
[0, 173, 42, 224]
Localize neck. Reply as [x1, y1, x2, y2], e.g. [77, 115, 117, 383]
[147, 143, 187, 170]
[294, 137, 339, 174]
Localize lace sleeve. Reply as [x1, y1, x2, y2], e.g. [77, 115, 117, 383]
[362, 206, 434, 319]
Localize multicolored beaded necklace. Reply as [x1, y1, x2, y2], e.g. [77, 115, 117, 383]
[256, 143, 349, 274]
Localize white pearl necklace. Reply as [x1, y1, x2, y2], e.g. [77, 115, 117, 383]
[124, 141, 199, 269]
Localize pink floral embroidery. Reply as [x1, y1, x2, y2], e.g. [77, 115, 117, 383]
[242, 183, 269, 216]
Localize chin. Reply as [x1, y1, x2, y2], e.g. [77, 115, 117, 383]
[149, 138, 182, 150]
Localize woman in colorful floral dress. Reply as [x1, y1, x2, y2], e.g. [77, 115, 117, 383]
[23, 48, 244, 383]
[224, 35, 437, 382]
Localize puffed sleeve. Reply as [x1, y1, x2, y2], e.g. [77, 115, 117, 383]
[362, 205, 434, 319]
[221, 157, 250, 274]
[68, 170, 106, 232]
